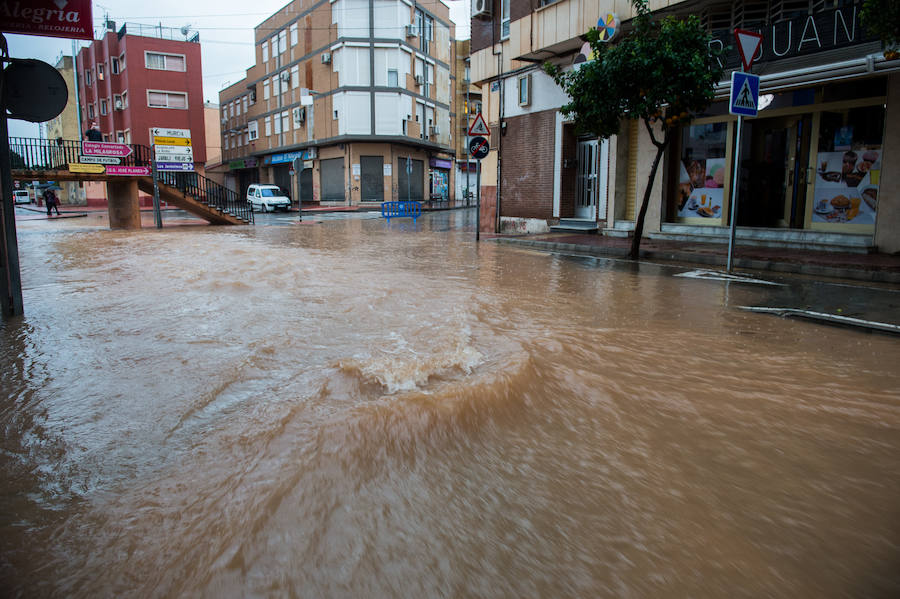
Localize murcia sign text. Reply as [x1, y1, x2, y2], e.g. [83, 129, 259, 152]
[710, 6, 875, 70]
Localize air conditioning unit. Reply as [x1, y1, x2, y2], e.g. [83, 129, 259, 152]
[405, 24, 418, 37]
[472, 0, 491, 18]
[281, 71, 290, 83]
[321, 52, 331, 64]
[414, 74, 424, 85]
[114, 100, 124, 110]
[292, 106, 305, 126]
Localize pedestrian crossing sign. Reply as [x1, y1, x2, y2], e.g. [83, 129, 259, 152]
[729, 71, 760, 117]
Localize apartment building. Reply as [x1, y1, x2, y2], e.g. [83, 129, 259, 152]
[219, 0, 457, 205]
[46, 55, 86, 205]
[469, 0, 900, 254]
[455, 39, 482, 203]
[76, 21, 207, 165]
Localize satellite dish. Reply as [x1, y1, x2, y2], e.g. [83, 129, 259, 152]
[3, 59, 68, 123]
[180, 24, 191, 38]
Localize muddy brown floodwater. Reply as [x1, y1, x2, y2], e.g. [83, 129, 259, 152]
[1, 210, 899, 598]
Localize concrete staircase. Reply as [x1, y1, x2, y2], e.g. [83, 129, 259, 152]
[550, 218, 599, 233]
[136, 176, 251, 225]
[647, 224, 874, 253]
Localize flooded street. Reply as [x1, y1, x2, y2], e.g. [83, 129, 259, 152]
[2, 209, 899, 597]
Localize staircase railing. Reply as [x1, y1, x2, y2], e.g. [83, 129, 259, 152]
[156, 169, 254, 224]
[8, 137, 252, 224]
[9, 137, 152, 169]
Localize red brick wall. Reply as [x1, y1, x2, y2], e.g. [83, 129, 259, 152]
[498, 109, 554, 220]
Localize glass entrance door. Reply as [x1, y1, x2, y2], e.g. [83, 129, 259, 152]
[575, 139, 598, 219]
[738, 114, 812, 228]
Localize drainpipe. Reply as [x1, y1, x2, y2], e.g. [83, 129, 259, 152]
[492, 16, 503, 234]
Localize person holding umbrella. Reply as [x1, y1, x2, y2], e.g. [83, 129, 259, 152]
[43, 185, 61, 217]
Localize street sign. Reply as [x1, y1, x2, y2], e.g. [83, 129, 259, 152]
[734, 28, 763, 71]
[79, 155, 121, 165]
[729, 72, 759, 117]
[150, 128, 190, 138]
[152, 136, 192, 146]
[156, 162, 195, 172]
[0, 0, 93, 40]
[68, 163, 105, 174]
[468, 112, 489, 136]
[82, 141, 132, 157]
[154, 144, 193, 155]
[107, 165, 151, 176]
[469, 136, 489, 159]
[156, 153, 195, 163]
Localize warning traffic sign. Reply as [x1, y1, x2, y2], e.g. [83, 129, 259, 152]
[468, 112, 489, 136]
[729, 71, 759, 117]
[733, 28, 763, 71]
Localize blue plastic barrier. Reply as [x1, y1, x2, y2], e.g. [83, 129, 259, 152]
[381, 200, 422, 222]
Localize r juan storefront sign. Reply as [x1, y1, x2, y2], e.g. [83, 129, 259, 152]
[710, 6, 876, 70]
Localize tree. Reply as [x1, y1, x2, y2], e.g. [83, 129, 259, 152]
[860, 0, 900, 59]
[545, 0, 723, 259]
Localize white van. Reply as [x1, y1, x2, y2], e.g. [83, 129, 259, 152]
[13, 190, 30, 204]
[246, 184, 291, 212]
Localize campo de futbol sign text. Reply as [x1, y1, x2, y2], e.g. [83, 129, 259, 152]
[710, 6, 876, 71]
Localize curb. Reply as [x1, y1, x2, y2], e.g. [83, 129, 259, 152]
[492, 237, 900, 285]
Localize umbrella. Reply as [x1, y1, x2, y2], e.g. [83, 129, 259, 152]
[46, 184, 62, 190]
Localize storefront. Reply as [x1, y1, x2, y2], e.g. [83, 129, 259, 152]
[227, 157, 260, 200]
[429, 157, 452, 202]
[662, 4, 896, 245]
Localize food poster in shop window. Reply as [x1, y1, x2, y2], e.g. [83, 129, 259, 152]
[677, 158, 725, 219]
[812, 148, 880, 225]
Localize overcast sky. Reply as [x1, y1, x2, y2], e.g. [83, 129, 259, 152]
[7, 0, 470, 138]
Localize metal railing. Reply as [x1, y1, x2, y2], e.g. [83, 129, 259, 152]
[9, 137, 152, 170]
[9, 137, 252, 224]
[157, 170, 254, 224]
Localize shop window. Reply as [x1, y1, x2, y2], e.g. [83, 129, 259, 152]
[674, 122, 728, 221]
[811, 104, 885, 228]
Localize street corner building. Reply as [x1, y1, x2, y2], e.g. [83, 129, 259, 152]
[218, 0, 465, 207]
[468, 0, 900, 254]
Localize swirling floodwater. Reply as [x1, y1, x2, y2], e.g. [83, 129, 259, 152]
[1, 209, 899, 598]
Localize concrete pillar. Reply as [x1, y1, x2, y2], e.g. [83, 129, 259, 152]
[875, 73, 900, 254]
[106, 179, 141, 230]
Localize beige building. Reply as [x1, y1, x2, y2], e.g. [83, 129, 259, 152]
[454, 39, 482, 204]
[469, 0, 900, 254]
[219, 0, 457, 206]
[46, 55, 87, 205]
[203, 101, 227, 187]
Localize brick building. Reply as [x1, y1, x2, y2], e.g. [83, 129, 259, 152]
[76, 21, 207, 165]
[470, 0, 900, 254]
[219, 0, 457, 206]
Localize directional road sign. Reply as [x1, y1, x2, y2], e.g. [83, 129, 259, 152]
[82, 141, 132, 157]
[729, 71, 760, 117]
[734, 28, 763, 71]
[69, 163, 105, 174]
[156, 162, 195, 172]
[79, 155, 121, 165]
[152, 136, 191, 146]
[150, 127, 190, 138]
[468, 112, 489, 136]
[107, 165, 151, 176]
[469, 136, 489, 159]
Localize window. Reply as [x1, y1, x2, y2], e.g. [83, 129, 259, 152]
[102, 134, 110, 142]
[121, 91, 127, 108]
[264, 116, 271, 136]
[263, 79, 270, 100]
[145, 52, 186, 71]
[281, 110, 290, 132]
[464, 63, 470, 82]
[100, 98, 108, 115]
[272, 74, 281, 96]
[84, 69, 92, 86]
[248, 120, 259, 141]
[235, 99, 241, 116]
[123, 129, 131, 144]
[116, 131, 125, 143]
[113, 94, 124, 110]
[88, 104, 95, 118]
[501, 0, 510, 39]
[147, 90, 188, 109]
[262, 41, 269, 62]
[111, 57, 120, 74]
[249, 87, 256, 105]
[387, 69, 398, 87]
[242, 95, 248, 112]
[97, 63, 105, 81]
[517, 74, 530, 106]
[291, 65, 299, 88]
[273, 113, 281, 135]
[229, 102, 234, 118]
[290, 23, 298, 46]
[278, 30, 286, 54]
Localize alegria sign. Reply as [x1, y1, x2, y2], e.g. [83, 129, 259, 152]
[0, 0, 93, 40]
